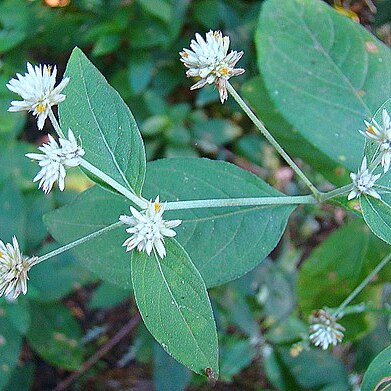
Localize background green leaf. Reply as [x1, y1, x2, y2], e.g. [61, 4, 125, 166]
[26, 302, 84, 371]
[0, 317, 23, 391]
[256, 0, 391, 171]
[131, 238, 219, 376]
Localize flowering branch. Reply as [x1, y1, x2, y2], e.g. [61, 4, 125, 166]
[226, 82, 321, 199]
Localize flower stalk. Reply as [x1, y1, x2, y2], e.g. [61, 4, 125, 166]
[333, 251, 391, 319]
[226, 82, 321, 199]
[36, 221, 124, 265]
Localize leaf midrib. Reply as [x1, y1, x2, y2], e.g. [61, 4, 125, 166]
[76, 53, 133, 191]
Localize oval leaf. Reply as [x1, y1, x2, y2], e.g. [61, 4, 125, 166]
[60, 47, 146, 194]
[131, 238, 219, 376]
[256, 0, 391, 171]
[143, 158, 295, 287]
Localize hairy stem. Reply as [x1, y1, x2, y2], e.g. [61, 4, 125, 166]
[48, 108, 65, 138]
[334, 251, 391, 318]
[226, 82, 321, 199]
[164, 194, 316, 211]
[36, 221, 124, 265]
[318, 184, 353, 202]
[80, 159, 148, 209]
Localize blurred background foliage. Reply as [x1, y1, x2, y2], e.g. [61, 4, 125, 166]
[0, 0, 391, 389]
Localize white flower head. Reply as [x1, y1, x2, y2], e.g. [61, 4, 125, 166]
[348, 156, 381, 200]
[309, 309, 345, 350]
[180, 30, 245, 103]
[120, 196, 182, 259]
[360, 109, 391, 172]
[0, 236, 37, 299]
[7, 63, 70, 130]
[25, 129, 85, 194]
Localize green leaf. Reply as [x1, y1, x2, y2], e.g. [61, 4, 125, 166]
[60, 47, 146, 194]
[44, 186, 132, 289]
[362, 345, 391, 391]
[256, 0, 391, 171]
[131, 238, 218, 376]
[153, 343, 191, 391]
[26, 302, 84, 371]
[0, 317, 23, 391]
[361, 195, 391, 245]
[144, 158, 295, 287]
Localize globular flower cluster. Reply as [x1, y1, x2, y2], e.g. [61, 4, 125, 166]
[348, 108, 391, 201]
[0, 237, 37, 299]
[7, 63, 69, 130]
[360, 109, 391, 173]
[309, 309, 345, 350]
[120, 197, 182, 259]
[348, 157, 381, 200]
[180, 30, 245, 103]
[26, 129, 85, 194]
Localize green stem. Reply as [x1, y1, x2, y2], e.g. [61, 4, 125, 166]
[226, 82, 321, 199]
[318, 184, 353, 202]
[80, 159, 148, 209]
[164, 194, 316, 211]
[48, 108, 65, 138]
[35, 221, 124, 265]
[334, 251, 391, 319]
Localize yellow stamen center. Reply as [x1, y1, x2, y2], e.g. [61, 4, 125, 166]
[47, 65, 52, 75]
[367, 125, 376, 135]
[220, 67, 229, 76]
[182, 52, 188, 58]
[154, 202, 161, 213]
[36, 103, 46, 113]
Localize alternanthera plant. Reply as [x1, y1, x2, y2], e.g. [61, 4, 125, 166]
[3, 27, 391, 380]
